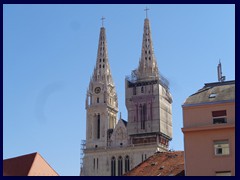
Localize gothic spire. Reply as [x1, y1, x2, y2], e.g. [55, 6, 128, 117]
[91, 22, 114, 85]
[137, 14, 160, 81]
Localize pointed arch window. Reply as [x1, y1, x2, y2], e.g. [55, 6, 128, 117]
[133, 86, 136, 95]
[97, 97, 99, 103]
[140, 104, 146, 129]
[103, 59, 105, 62]
[141, 86, 144, 93]
[97, 114, 100, 139]
[103, 64, 105, 68]
[125, 156, 130, 173]
[99, 59, 101, 62]
[118, 156, 123, 176]
[111, 157, 116, 176]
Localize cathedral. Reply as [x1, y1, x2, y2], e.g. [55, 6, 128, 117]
[81, 12, 173, 176]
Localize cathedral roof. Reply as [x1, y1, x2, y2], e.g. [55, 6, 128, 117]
[124, 151, 184, 176]
[121, 119, 128, 127]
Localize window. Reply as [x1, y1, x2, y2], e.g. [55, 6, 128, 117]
[97, 158, 98, 169]
[145, 50, 147, 54]
[216, 171, 231, 176]
[103, 59, 105, 62]
[97, 114, 100, 139]
[140, 104, 146, 130]
[212, 110, 227, 124]
[97, 97, 99, 103]
[99, 64, 101, 68]
[209, 93, 217, 98]
[99, 59, 101, 62]
[133, 87, 136, 95]
[118, 156, 123, 176]
[214, 140, 229, 156]
[141, 86, 144, 93]
[149, 57, 151, 60]
[111, 157, 116, 176]
[213, 118, 227, 124]
[103, 64, 105, 68]
[125, 156, 130, 173]
[93, 158, 95, 169]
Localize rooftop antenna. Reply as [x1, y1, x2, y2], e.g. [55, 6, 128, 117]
[217, 59, 226, 82]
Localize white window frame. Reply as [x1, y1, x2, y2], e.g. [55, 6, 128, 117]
[214, 140, 230, 156]
[216, 171, 231, 176]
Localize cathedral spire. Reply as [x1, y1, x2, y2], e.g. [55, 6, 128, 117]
[91, 19, 114, 85]
[137, 12, 160, 81]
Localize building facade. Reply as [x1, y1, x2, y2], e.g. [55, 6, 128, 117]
[81, 15, 172, 176]
[182, 80, 235, 176]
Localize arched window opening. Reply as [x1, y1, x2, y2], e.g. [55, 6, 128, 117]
[99, 59, 101, 62]
[133, 86, 136, 95]
[118, 156, 123, 176]
[141, 86, 144, 93]
[99, 64, 101, 68]
[125, 156, 130, 173]
[97, 97, 99, 103]
[111, 157, 116, 176]
[97, 114, 100, 139]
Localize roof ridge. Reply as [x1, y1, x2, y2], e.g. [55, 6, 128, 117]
[27, 152, 38, 175]
[36, 153, 60, 176]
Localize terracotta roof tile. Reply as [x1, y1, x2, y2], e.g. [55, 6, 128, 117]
[124, 151, 184, 176]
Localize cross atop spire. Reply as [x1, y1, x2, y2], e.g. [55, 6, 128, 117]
[101, 16, 105, 27]
[144, 7, 150, 18]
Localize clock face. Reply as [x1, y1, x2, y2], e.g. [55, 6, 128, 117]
[94, 87, 101, 94]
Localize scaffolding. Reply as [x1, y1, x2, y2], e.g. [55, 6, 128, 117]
[80, 140, 86, 168]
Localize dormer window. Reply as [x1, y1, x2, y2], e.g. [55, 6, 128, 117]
[209, 93, 217, 98]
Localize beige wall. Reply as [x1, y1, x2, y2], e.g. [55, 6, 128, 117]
[182, 102, 235, 176]
[183, 102, 235, 128]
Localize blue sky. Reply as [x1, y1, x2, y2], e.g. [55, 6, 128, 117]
[3, 4, 234, 176]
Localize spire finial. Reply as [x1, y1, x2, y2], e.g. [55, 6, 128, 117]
[101, 16, 105, 27]
[144, 7, 150, 18]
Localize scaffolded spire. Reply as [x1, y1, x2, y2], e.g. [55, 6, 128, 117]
[137, 10, 160, 81]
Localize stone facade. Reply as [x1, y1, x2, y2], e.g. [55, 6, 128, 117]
[81, 17, 172, 176]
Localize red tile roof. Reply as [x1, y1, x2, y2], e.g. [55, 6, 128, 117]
[124, 151, 184, 176]
[3, 152, 59, 176]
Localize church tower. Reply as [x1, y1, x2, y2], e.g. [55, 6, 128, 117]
[85, 19, 118, 149]
[125, 11, 173, 149]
